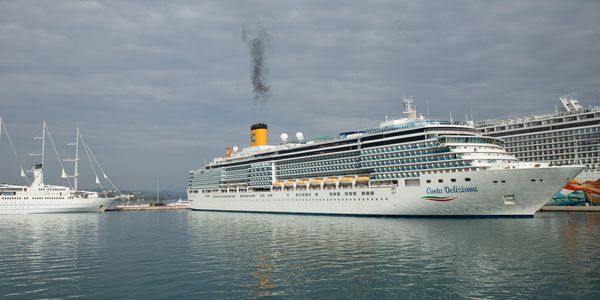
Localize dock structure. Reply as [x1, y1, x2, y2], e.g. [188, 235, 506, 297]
[540, 205, 600, 212]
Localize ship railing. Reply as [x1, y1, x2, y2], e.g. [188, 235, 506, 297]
[359, 120, 471, 136]
[476, 106, 600, 128]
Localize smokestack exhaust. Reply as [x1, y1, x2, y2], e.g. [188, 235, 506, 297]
[242, 25, 271, 104]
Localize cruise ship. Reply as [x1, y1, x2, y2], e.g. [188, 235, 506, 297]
[477, 96, 600, 205]
[0, 120, 115, 214]
[188, 98, 583, 217]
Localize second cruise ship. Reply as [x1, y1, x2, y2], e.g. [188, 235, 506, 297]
[188, 98, 582, 217]
[477, 96, 600, 205]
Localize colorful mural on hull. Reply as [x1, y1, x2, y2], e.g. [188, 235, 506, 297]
[552, 179, 600, 206]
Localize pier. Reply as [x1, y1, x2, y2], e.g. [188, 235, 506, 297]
[540, 205, 600, 212]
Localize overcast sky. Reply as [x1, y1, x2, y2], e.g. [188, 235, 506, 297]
[1, 0, 599, 192]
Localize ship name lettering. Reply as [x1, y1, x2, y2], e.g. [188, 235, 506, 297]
[427, 186, 478, 194]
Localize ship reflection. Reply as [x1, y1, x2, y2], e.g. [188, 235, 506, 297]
[252, 255, 277, 297]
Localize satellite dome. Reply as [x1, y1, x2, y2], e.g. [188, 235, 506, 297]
[296, 132, 304, 141]
[232, 146, 239, 153]
[280, 133, 289, 142]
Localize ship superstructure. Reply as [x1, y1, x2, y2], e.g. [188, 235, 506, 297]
[476, 96, 600, 205]
[188, 98, 583, 217]
[477, 96, 600, 180]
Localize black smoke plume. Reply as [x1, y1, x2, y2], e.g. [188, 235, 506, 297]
[242, 25, 271, 104]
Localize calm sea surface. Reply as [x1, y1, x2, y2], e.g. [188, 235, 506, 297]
[1, 211, 599, 299]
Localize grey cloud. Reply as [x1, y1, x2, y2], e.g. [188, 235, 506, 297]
[1, 0, 599, 190]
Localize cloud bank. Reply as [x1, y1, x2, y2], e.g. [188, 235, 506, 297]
[1, 0, 599, 190]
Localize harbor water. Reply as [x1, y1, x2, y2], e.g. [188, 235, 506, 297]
[1, 211, 599, 299]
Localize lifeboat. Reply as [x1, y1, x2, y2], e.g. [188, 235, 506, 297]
[272, 181, 284, 187]
[297, 179, 309, 185]
[324, 177, 339, 185]
[284, 180, 297, 187]
[339, 176, 355, 185]
[310, 178, 324, 186]
[356, 176, 370, 183]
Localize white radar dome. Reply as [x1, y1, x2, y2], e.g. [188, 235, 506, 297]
[232, 146, 239, 153]
[296, 132, 304, 141]
[280, 133, 289, 142]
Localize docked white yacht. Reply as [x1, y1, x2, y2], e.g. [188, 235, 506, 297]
[0, 120, 115, 214]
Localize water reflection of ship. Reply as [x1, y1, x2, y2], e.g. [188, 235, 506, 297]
[564, 212, 600, 276]
[252, 255, 276, 297]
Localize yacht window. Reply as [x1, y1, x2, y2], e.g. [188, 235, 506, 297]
[465, 178, 471, 182]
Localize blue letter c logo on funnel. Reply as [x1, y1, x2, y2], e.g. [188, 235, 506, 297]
[251, 133, 256, 143]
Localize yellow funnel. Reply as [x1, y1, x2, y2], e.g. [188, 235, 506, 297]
[251, 123, 268, 146]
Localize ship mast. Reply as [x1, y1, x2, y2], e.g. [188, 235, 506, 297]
[403, 96, 417, 120]
[28, 121, 46, 186]
[41, 121, 46, 180]
[63, 128, 80, 191]
[75, 128, 79, 191]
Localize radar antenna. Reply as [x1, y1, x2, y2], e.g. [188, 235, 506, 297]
[403, 96, 417, 120]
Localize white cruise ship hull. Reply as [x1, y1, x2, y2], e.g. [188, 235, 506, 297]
[189, 166, 581, 217]
[0, 197, 115, 214]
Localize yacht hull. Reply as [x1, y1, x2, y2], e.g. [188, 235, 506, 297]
[0, 197, 115, 214]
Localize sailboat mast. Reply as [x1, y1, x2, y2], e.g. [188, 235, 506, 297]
[41, 121, 46, 183]
[74, 128, 80, 191]
[157, 179, 159, 203]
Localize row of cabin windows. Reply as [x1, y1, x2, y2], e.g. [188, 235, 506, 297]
[223, 197, 390, 202]
[425, 178, 471, 184]
[503, 127, 600, 142]
[279, 152, 357, 166]
[278, 159, 359, 170]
